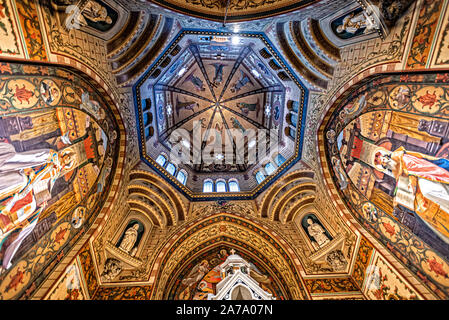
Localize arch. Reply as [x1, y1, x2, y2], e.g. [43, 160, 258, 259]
[128, 199, 165, 228]
[203, 179, 214, 193]
[165, 162, 177, 175]
[0, 60, 126, 300]
[255, 170, 266, 184]
[285, 126, 297, 140]
[215, 179, 227, 193]
[228, 179, 240, 192]
[317, 69, 449, 299]
[230, 285, 253, 300]
[271, 182, 317, 222]
[259, 170, 315, 218]
[283, 195, 316, 224]
[156, 154, 167, 167]
[301, 213, 333, 251]
[264, 162, 276, 176]
[129, 170, 186, 222]
[116, 219, 145, 255]
[112, 210, 154, 259]
[176, 169, 187, 185]
[150, 213, 308, 300]
[127, 184, 175, 227]
[274, 153, 287, 167]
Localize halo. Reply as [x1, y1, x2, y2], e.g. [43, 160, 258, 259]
[372, 148, 390, 170]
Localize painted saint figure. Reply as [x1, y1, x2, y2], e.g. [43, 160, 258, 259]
[175, 97, 199, 116]
[179, 259, 210, 299]
[79, 0, 113, 25]
[118, 223, 140, 254]
[230, 117, 245, 133]
[236, 99, 259, 116]
[40, 80, 60, 105]
[183, 71, 206, 92]
[210, 63, 225, 88]
[230, 70, 253, 93]
[335, 7, 379, 37]
[374, 147, 449, 242]
[0, 142, 76, 269]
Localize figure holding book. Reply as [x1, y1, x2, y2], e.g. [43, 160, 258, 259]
[374, 147, 449, 242]
[0, 142, 76, 269]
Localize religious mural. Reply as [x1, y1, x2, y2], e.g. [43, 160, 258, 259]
[78, 0, 118, 32]
[325, 71, 449, 298]
[169, 246, 281, 300]
[0, 62, 119, 299]
[44, 259, 88, 300]
[331, 7, 377, 39]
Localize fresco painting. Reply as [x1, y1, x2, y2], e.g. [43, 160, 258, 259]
[325, 71, 449, 298]
[170, 247, 281, 300]
[79, 0, 118, 32]
[331, 7, 377, 40]
[363, 252, 422, 300]
[44, 259, 88, 300]
[0, 0, 25, 59]
[0, 62, 119, 299]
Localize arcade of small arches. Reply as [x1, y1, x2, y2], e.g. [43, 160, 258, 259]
[1, 0, 448, 302]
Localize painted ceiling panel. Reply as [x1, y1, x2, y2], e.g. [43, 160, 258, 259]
[135, 30, 307, 199]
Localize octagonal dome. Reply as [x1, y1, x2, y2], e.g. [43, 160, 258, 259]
[134, 30, 308, 200]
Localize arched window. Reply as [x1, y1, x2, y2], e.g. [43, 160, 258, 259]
[228, 180, 240, 192]
[256, 171, 265, 184]
[289, 127, 296, 139]
[291, 113, 298, 127]
[156, 154, 167, 167]
[291, 101, 299, 113]
[275, 154, 286, 166]
[176, 170, 187, 185]
[264, 162, 276, 175]
[216, 180, 227, 192]
[203, 179, 213, 193]
[166, 162, 176, 175]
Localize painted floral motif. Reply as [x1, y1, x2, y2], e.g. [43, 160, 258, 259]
[15, 0, 47, 60]
[364, 253, 421, 300]
[0, 0, 24, 58]
[325, 72, 449, 299]
[0, 63, 120, 300]
[406, 0, 444, 69]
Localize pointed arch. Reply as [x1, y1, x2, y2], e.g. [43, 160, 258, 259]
[149, 213, 309, 300]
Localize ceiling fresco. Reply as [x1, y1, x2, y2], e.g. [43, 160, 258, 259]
[135, 30, 308, 200]
[145, 0, 318, 22]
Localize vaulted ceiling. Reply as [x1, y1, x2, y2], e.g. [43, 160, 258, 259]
[135, 30, 307, 198]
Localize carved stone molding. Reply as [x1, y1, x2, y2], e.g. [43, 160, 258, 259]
[104, 241, 143, 269]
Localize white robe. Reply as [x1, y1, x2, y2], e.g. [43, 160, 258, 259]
[0, 143, 51, 198]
